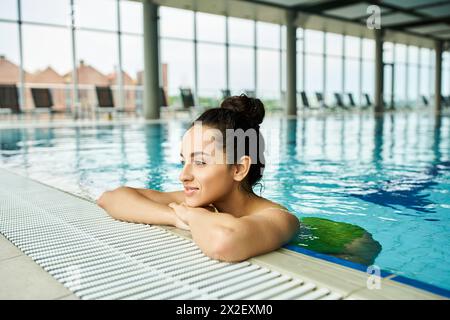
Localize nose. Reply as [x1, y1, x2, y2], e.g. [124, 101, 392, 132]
[179, 163, 194, 183]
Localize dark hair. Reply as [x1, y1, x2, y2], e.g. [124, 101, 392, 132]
[191, 94, 266, 194]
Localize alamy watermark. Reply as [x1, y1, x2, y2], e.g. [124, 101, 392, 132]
[366, 265, 382, 290]
[367, 5, 381, 30]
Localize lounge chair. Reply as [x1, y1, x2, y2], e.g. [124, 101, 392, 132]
[315, 92, 332, 110]
[362, 93, 373, 109]
[180, 88, 206, 117]
[0, 84, 21, 118]
[347, 93, 357, 108]
[440, 95, 449, 108]
[421, 95, 429, 107]
[334, 93, 350, 110]
[30, 88, 67, 120]
[95, 86, 116, 120]
[299, 91, 313, 109]
[159, 87, 188, 118]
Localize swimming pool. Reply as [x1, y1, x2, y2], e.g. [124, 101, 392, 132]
[1, 111, 449, 293]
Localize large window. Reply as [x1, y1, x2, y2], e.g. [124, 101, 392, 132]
[196, 12, 226, 105]
[0, 22, 20, 84]
[22, 0, 70, 26]
[304, 30, 324, 96]
[160, 39, 195, 103]
[122, 34, 143, 110]
[362, 38, 375, 100]
[23, 25, 72, 110]
[228, 17, 255, 97]
[229, 47, 254, 95]
[120, 0, 143, 34]
[75, 0, 117, 31]
[296, 28, 304, 93]
[0, 0, 17, 20]
[325, 32, 343, 103]
[257, 21, 279, 49]
[197, 43, 226, 104]
[0, 0, 146, 113]
[159, 6, 193, 40]
[256, 22, 281, 107]
[345, 36, 360, 104]
[228, 17, 254, 46]
[420, 48, 431, 98]
[197, 12, 225, 43]
[408, 45, 419, 104]
[394, 43, 407, 106]
[257, 49, 280, 101]
[443, 52, 450, 97]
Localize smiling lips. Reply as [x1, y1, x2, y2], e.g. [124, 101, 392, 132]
[184, 186, 199, 196]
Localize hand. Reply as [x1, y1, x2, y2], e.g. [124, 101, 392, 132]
[169, 202, 193, 230]
[173, 215, 190, 231]
[168, 202, 212, 230]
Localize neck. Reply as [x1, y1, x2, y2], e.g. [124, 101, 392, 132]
[213, 187, 256, 218]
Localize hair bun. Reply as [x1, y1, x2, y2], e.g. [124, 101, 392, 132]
[220, 94, 265, 127]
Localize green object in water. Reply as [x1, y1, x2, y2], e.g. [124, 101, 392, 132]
[288, 217, 382, 266]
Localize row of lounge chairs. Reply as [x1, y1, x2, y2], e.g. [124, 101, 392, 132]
[300, 92, 374, 110]
[298, 91, 447, 110]
[0, 85, 208, 120]
[1, 84, 448, 119]
[0, 84, 260, 120]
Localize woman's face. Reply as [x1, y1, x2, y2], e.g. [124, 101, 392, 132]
[179, 124, 235, 207]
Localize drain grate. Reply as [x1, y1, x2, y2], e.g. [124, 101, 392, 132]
[0, 171, 342, 300]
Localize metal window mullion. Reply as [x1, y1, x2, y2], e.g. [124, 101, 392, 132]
[359, 36, 363, 105]
[254, 20, 257, 95]
[70, 0, 79, 118]
[17, 0, 25, 111]
[225, 15, 229, 92]
[417, 47, 420, 102]
[279, 24, 283, 106]
[405, 44, 409, 105]
[302, 28, 305, 91]
[117, 0, 124, 111]
[429, 48, 433, 97]
[193, 11, 198, 100]
[322, 32, 326, 102]
[342, 34, 345, 96]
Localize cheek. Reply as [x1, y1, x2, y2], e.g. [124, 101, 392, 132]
[194, 166, 233, 203]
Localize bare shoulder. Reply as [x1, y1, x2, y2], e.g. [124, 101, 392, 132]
[244, 199, 300, 234]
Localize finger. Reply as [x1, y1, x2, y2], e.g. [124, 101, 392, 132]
[168, 202, 178, 209]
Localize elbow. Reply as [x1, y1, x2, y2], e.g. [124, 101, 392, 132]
[96, 190, 119, 219]
[96, 187, 130, 209]
[96, 191, 110, 209]
[204, 227, 244, 262]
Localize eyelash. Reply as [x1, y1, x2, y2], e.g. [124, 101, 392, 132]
[180, 160, 206, 166]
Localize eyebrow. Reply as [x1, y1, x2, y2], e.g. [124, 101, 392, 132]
[180, 151, 211, 158]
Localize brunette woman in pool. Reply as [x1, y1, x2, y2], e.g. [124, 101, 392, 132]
[97, 95, 300, 262]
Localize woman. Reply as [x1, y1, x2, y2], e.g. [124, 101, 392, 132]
[97, 94, 300, 262]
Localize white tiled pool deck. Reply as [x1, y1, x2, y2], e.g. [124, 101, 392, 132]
[0, 168, 446, 300]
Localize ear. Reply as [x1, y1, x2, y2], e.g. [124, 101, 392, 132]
[232, 156, 252, 182]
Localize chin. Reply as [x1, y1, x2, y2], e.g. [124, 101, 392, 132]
[185, 197, 208, 208]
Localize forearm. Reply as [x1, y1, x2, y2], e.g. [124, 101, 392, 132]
[97, 188, 177, 226]
[186, 210, 239, 255]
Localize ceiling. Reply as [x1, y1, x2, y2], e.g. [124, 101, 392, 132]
[243, 0, 450, 42]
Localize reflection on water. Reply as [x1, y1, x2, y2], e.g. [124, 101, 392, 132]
[0, 111, 449, 291]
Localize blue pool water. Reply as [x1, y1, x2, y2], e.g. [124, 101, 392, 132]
[1, 111, 449, 292]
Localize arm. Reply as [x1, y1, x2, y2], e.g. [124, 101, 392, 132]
[97, 187, 186, 227]
[169, 203, 300, 262]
